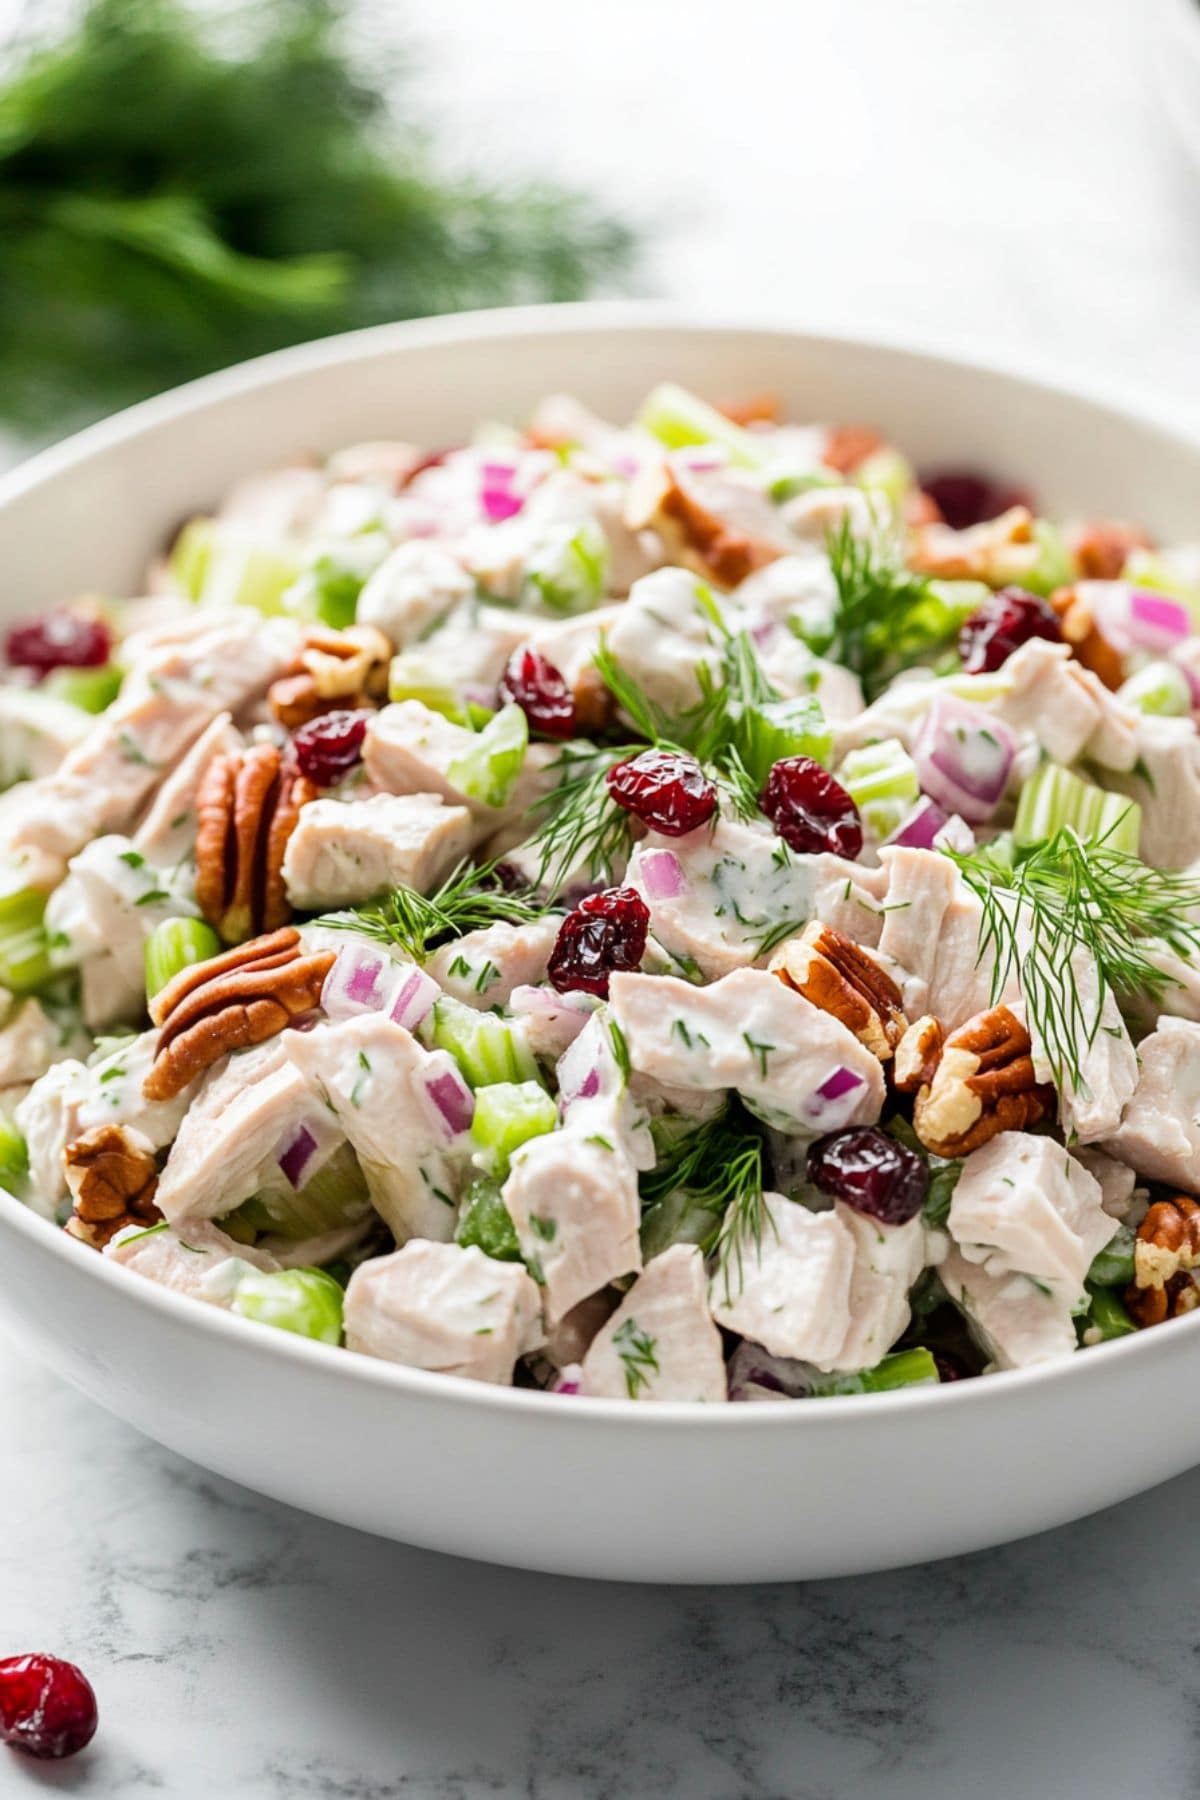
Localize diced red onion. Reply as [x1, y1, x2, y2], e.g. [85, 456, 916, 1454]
[552, 1364, 583, 1396]
[322, 945, 389, 1019]
[557, 1016, 609, 1109]
[424, 1066, 475, 1138]
[799, 1065, 866, 1129]
[638, 847, 688, 901]
[277, 1124, 319, 1190]
[1080, 581, 1190, 655]
[914, 696, 1014, 823]
[389, 966, 439, 1032]
[885, 797, 949, 851]
[273, 1107, 342, 1190]
[817, 1067, 863, 1102]
[480, 460, 524, 523]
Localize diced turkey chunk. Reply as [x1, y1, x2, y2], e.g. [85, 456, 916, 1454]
[502, 1114, 643, 1325]
[417, 600, 531, 693]
[508, 985, 599, 1063]
[1103, 715, 1200, 869]
[1030, 948, 1137, 1144]
[344, 1241, 543, 1385]
[155, 1035, 338, 1227]
[948, 1132, 1116, 1301]
[608, 968, 885, 1133]
[991, 640, 1112, 767]
[287, 1015, 467, 1243]
[625, 460, 789, 589]
[131, 712, 241, 867]
[426, 917, 559, 1008]
[878, 847, 1017, 1028]
[709, 1195, 855, 1363]
[282, 792, 472, 909]
[0, 688, 90, 786]
[628, 815, 888, 981]
[939, 1247, 1078, 1370]
[363, 699, 529, 834]
[356, 540, 474, 647]
[106, 1220, 279, 1300]
[0, 995, 83, 1090]
[581, 1245, 727, 1402]
[602, 567, 725, 716]
[1102, 1018, 1200, 1189]
[1072, 1147, 1139, 1222]
[828, 1205, 925, 1374]
[16, 1029, 194, 1215]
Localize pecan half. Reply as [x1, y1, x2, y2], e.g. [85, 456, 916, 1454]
[1067, 520, 1150, 582]
[268, 624, 391, 730]
[143, 926, 334, 1102]
[905, 1004, 1055, 1158]
[1126, 1270, 1200, 1330]
[195, 744, 316, 944]
[1049, 585, 1125, 691]
[893, 1014, 945, 1093]
[1131, 1195, 1200, 1294]
[63, 1124, 161, 1250]
[771, 923, 907, 1061]
[625, 464, 782, 590]
[908, 506, 1039, 585]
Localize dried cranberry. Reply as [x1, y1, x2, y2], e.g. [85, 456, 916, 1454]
[958, 586, 1062, 674]
[0, 1654, 98, 1760]
[920, 469, 1033, 531]
[761, 757, 862, 859]
[807, 1126, 928, 1224]
[498, 646, 575, 738]
[5, 611, 110, 677]
[547, 886, 649, 997]
[607, 749, 717, 836]
[292, 710, 368, 785]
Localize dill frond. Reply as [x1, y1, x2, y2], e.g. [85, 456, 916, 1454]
[317, 859, 544, 963]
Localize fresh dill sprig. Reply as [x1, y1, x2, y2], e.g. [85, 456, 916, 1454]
[611, 1318, 660, 1398]
[529, 742, 641, 900]
[946, 823, 1200, 1091]
[822, 517, 957, 700]
[317, 859, 544, 963]
[641, 1103, 771, 1304]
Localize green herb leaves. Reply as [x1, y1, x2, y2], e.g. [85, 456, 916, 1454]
[318, 859, 544, 963]
[820, 518, 964, 700]
[639, 1103, 770, 1304]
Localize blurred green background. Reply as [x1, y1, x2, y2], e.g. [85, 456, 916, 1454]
[0, 0, 639, 437]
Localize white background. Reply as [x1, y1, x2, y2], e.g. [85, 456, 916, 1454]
[4, 2, 1200, 1796]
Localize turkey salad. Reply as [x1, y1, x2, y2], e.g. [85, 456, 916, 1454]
[2, 381, 1200, 1402]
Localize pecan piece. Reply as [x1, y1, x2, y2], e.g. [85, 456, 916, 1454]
[771, 923, 907, 1061]
[143, 926, 335, 1101]
[1131, 1195, 1200, 1293]
[625, 463, 782, 590]
[195, 744, 316, 944]
[63, 1124, 161, 1250]
[1126, 1270, 1200, 1330]
[893, 1014, 945, 1094]
[908, 506, 1039, 585]
[1049, 585, 1125, 691]
[1066, 520, 1151, 582]
[716, 393, 781, 428]
[821, 424, 884, 476]
[906, 1004, 1055, 1158]
[268, 624, 391, 730]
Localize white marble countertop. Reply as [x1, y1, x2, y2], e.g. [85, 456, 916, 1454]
[4, 0, 1200, 1794]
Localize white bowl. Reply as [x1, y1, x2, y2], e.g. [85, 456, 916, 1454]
[3, 305, 1199, 1584]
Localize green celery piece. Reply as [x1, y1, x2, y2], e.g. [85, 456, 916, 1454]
[231, 1267, 344, 1344]
[446, 703, 528, 808]
[853, 447, 914, 512]
[430, 996, 538, 1089]
[471, 1081, 558, 1175]
[43, 664, 123, 713]
[170, 516, 214, 599]
[232, 1145, 370, 1241]
[1125, 549, 1200, 618]
[639, 1189, 722, 1262]
[388, 651, 468, 723]
[1013, 763, 1140, 854]
[521, 519, 610, 615]
[0, 886, 51, 993]
[195, 529, 302, 615]
[1086, 1222, 1135, 1290]
[735, 695, 832, 787]
[1021, 520, 1073, 597]
[455, 1177, 523, 1261]
[144, 915, 220, 1001]
[808, 1346, 940, 1396]
[0, 1116, 29, 1190]
[1084, 1287, 1137, 1342]
[1117, 661, 1191, 718]
[838, 736, 920, 839]
[635, 383, 767, 471]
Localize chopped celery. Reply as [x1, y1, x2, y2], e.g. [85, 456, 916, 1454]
[1117, 661, 1191, 718]
[232, 1145, 370, 1241]
[838, 737, 920, 840]
[521, 519, 610, 615]
[43, 664, 123, 713]
[283, 532, 390, 629]
[231, 1267, 344, 1344]
[808, 1347, 940, 1396]
[144, 916, 221, 1001]
[0, 887, 51, 993]
[455, 1176, 523, 1261]
[853, 447, 915, 513]
[430, 996, 538, 1088]
[766, 466, 841, 503]
[1086, 1222, 1135, 1290]
[1125, 548, 1200, 616]
[471, 1080, 558, 1174]
[735, 695, 832, 787]
[192, 529, 302, 615]
[1013, 763, 1140, 854]
[446, 702, 527, 808]
[170, 516, 214, 599]
[1022, 520, 1073, 597]
[0, 1117, 28, 1191]
[387, 651, 468, 723]
[639, 1188, 722, 1262]
[1083, 1287, 1137, 1342]
[635, 382, 766, 471]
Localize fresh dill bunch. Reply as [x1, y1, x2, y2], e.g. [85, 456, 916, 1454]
[317, 859, 545, 963]
[529, 741, 641, 900]
[641, 1103, 771, 1304]
[611, 1317, 660, 1398]
[946, 823, 1200, 1091]
[821, 518, 959, 700]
